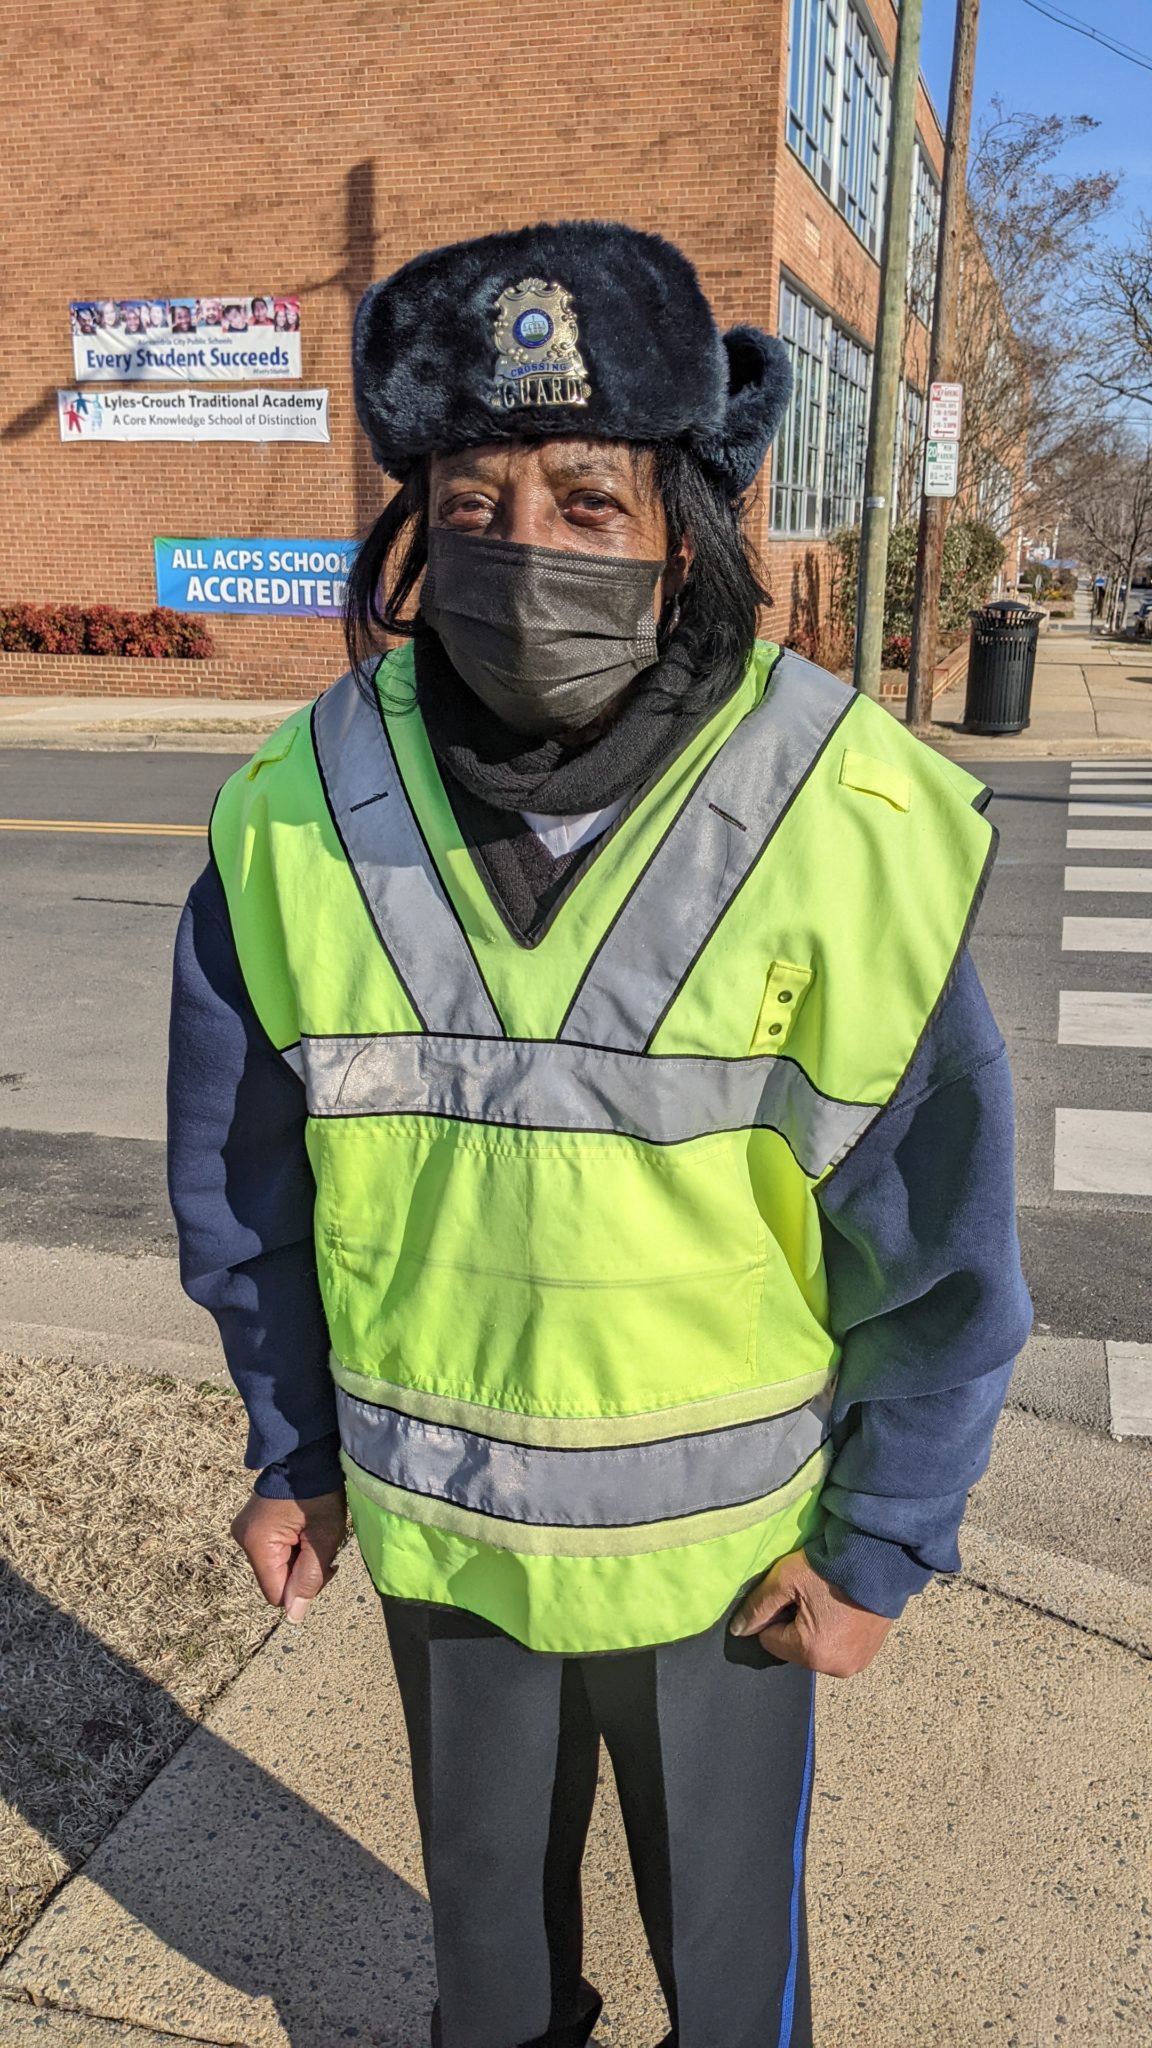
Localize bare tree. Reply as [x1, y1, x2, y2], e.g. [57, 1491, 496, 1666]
[1049, 430, 1152, 631]
[943, 105, 1117, 522]
[1083, 217, 1152, 413]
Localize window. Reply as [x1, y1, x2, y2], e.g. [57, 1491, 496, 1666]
[908, 143, 941, 326]
[774, 280, 829, 534]
[977, 459, 1015, 537]
[787, 0, 839, 194]
[824, 327, 871, 529]
[773, 278, 872, 536]
[787, 0, 891, 255]
[892, 382, 924, 520]
[838, 5, 888, 251]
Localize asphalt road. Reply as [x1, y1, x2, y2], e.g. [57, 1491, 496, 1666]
[967, 757, 1151, 1344]
[0, 745, 1148, 1348]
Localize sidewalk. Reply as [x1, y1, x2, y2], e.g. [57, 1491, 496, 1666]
[3, 629, 1152, 761]
[0, 695, 301, 752]
[1, 1435, 1148, 2047]
[929, 628, 1152, 759]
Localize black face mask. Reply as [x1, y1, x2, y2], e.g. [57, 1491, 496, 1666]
[420, 528, 666, 736]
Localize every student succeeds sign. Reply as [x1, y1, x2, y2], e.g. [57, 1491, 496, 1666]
[155, 539, 357, 617]
[70, 295, 302, 382]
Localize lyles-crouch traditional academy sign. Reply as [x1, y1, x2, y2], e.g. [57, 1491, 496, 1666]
[58, 388, 330, 443]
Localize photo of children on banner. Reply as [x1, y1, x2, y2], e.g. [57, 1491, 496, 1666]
[70, 296, 297, 339]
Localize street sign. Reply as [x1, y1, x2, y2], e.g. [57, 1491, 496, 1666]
[928, 380, 964, 440]
[924, 438, 960, 497]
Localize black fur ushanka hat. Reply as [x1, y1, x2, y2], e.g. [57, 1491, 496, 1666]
[352, 220, 793, 500]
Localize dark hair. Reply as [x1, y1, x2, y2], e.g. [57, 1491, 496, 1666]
[343, 444, 770, 700]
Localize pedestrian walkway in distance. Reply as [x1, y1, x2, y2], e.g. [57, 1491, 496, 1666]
[931, 629, 1152, 759]
[1054, 759, 1152, 1437]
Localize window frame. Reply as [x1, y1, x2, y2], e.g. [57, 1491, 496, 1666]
[785, 0, 892, 257]
[772, 273, 873, 539]
[907, 138, 941, 328]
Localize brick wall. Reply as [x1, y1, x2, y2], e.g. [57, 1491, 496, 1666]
[0, 0, 946, 697]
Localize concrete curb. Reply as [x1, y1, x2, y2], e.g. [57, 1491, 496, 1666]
[960, 1526, 1152, 1661]
[0, 1324, 229, 1387]
[0, 1999, 222, 2044]
[0, 730, 273, 754]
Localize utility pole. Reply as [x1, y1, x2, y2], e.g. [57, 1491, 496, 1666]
[906, 0, 981, 729]
[853, 0, 925, 699]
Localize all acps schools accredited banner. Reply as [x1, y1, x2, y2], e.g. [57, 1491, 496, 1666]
[58, 388, 329, 442]
[155, 539, 357, 617]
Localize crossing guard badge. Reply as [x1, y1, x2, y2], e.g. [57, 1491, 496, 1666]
[490, 278, 592, 412]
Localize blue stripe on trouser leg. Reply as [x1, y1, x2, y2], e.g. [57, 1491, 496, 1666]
[778, 1676, 817, 2048]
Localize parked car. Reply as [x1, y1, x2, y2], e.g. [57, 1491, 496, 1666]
[1132, 601, 1152, 638]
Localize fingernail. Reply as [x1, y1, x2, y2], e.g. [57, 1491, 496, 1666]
[729, 1614, 747, 1636]
[283, 1595, 309, 1625]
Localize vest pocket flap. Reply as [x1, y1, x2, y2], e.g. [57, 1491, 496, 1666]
[246, 725, 299, 780]
[839, 749, 911, 813]
[751, 959, 814, 1054]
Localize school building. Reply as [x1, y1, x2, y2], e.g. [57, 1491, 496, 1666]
[1, 0, 981, 700]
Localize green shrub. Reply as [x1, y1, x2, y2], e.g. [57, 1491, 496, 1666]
[831, 519, 1006, 645]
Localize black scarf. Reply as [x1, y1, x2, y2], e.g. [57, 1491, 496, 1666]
[412, 623, 744, 940]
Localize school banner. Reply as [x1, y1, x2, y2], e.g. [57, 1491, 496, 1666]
[70, 296, 302, 381]
[154, 538, 357, 617]
[59, 388, 329, 443]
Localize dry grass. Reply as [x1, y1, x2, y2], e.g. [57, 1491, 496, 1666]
[0, 1351, 275, 1958]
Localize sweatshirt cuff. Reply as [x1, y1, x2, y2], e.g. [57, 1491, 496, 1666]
[255, 1432, 344, 1500]
[805, 1515, 945, 1619]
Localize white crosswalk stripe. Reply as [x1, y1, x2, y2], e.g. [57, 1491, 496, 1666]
[1067, 829, 1152, 849]
[1061, 915, 1152, 951]
[1064, 866, 1152, 892]
[1106, 1344, 1152, 1439]
[1068, 782, 1152, 796]
[1068, 802, 1152, 817]
[1056, 757, 1152, 1217]
[1058, 990, 1152, 1048]
[1053, 1108, 1152, 1195]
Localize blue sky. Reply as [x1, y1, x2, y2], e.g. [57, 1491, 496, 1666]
[919, 0, 1152, 238]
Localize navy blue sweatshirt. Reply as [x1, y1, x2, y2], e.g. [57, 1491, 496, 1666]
[168, 857, 1031, 1622]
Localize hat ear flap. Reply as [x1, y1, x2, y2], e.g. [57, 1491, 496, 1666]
[697, 326, 793, 497]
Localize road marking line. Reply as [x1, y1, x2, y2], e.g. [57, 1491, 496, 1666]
[1069, 802, 1152, 818]
[1064, 867, 1152, 893]
[1058, 990, 1152, 1047]
[1067, 830, 1152, 849]
[0, 818, 204, 836]
[1069, 781, 1152, 796]
[1054, 1107, 1152, 1195]
[1070, 759, 1152, 768]
[1062, 915, 1152, 951]
[1106, 1342, 1152, 1439]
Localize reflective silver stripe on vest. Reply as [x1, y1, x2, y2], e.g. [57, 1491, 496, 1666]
[335, 1382, 833, 1531]
[312, 671, 502, 1038]
[297, 1032, 878, 1177]
[560, 651, 852, 1052]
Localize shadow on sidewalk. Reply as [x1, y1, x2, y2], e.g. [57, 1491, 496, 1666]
[0, 1560, 434, 2046]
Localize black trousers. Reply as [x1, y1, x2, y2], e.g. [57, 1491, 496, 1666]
[383, 1598, 816, 2048]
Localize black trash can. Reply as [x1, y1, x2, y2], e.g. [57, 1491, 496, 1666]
[963, 599, 1041, 735]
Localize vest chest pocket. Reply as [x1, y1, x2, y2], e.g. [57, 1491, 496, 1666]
[750, 960, 814, 1055]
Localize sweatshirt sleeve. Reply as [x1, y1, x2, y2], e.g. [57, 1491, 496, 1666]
[166, 860, 342, 1500]
[808, 950, 1033, 1618]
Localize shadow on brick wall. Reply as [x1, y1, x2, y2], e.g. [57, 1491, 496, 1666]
[2, 158, 387, 554]
[1, 390, 57, 443]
